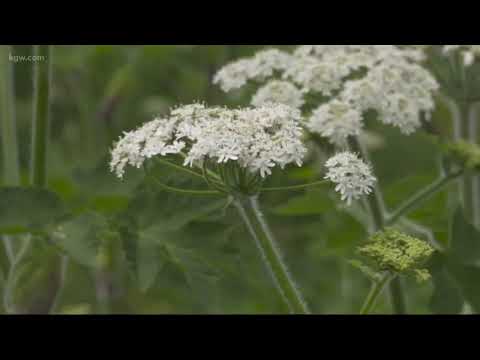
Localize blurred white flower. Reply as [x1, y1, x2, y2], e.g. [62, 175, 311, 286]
[110, 103, 307, 179]
[443, 45, 480, 67]
[215, 45, 438, 138]
[213, 49, 292, 92]
[251, 80, 305, 108]
[307, 100, 363, 147]
[341, 59, 439, 135]
[324, 152, 376, 205]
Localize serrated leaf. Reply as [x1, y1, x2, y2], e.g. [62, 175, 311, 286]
[450, 207, 480, 265]
[7, 239, 64, 314]
[137, 239, 164, 293]
[126, 166, 225, 231]
[429, 254, 464, 314]
[0, 187, 68, 234]
[446, 261, 480, 313]
[56, 213, 105, 268]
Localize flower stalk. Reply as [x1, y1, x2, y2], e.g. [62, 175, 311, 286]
[360, 273, 393, 315]
[349, 136, 407, 314]
[233, 196, 309, 314]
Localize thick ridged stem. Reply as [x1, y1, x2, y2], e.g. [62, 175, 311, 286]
[234, 196, 309, 314]
[0, 46, 21, 266]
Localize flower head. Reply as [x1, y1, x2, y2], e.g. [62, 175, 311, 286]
[324, 152, 376, 205]
[358, 228, 435, 282]
[341, 59, 439, 134]
[251, 80, 304, 109]
[307, 100, 363, 147]
[445, 140, 480, 173]
[215, 45, 438, 137]
[110, 103, 307, 180]
[213, 49, 292, 92]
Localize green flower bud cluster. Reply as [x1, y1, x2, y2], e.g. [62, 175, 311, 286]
[358, 228, 435, 282]
[445, 140, 480, 173]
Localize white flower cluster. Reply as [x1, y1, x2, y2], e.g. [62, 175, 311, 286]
[110, 103, 307, 179]
[307, 100, 363, 147]
[324, 152, 376, 206]
[340, 59, 439, 135]
[443, 45, 480, 67]
[251, 80, 304, 109]
[213, 49, 292, 92]
[214, 45, 439, 142]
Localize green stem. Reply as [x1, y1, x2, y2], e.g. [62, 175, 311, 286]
[31, 45, 52, 188]
[0, 45, 20, 186]
[155, 157, 206, 181]
[457, 101, 475, 223]
[468, 103, 480, 228]
[349, 137, 407, 314]
[360, 273, 392, 315]
[386, 171, 464, 226]
[150, 176, 223, 197]
[388, 276, 406, 315]
[234, 196, 309, 314]
[261, 180, 328, 193]
[0, 46, 21, 267]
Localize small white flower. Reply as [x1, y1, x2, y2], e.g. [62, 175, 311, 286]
[341, 60, 438, 135]
[324, 152, 376, 206]
[214, 45, 438, 137]
[110, 103, 307, 179]
[307, 100, 363, 147]
[251, 80, 305, 109]
[213, 49, 292, 92]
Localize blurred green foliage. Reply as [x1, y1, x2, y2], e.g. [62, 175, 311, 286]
[0, 45, 478, 314]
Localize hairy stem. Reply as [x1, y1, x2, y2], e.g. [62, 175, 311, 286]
[360, 273, 392, 315]
[261, 180, 328, 193]
[349, 137, 407, 314]
[234, 196, 309, 314]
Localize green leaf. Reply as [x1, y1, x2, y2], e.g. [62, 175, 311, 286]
[127, 170, 225, 231]
[56, 213, 104, 268]
[450, 207, 480, 265]
[137, 237, 165, 293]
[0, 187, 68, 234]
[447, 262, 480, 313]
[429, 254, 464, 314]
[6, 239, 64, 314]
[271, 189, 334, 216]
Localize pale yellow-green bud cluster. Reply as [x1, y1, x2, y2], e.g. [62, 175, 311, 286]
[358, 228, 434, 282]
[445, 140, 480, 173]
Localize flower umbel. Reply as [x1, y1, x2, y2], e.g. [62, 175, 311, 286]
[444, 140, 480, 173]
[358, 228, 435, 282]
[324, 152, 376, 205]
[110, 103, 307, 184]
[307, 100, 363, 147]
[251, 80, 305, 109]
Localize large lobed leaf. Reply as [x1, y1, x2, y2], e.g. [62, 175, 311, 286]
[0, 187, 68, 235]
